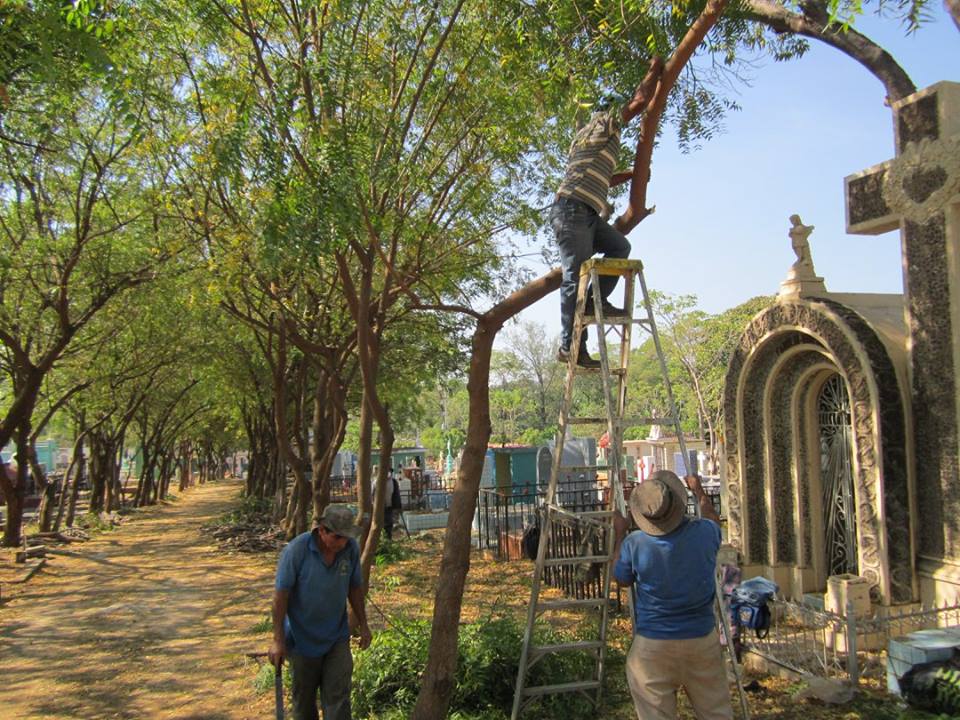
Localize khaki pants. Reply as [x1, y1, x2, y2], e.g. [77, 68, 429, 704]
[626, 630, 733, 720]
[289, 641, 353, 720]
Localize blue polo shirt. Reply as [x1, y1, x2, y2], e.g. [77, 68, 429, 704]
[275, 529, 362, 658]
[614, 518, 720, 639]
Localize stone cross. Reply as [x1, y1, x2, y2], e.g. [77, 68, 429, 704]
[844, 81, 960, 566]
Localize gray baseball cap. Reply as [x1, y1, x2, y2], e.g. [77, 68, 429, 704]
[318, 504, 362, 539]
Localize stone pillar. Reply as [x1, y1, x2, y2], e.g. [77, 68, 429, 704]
[845, 81, 960, 592]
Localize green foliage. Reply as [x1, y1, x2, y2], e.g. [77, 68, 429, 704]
[80, 512, 118, 533]
[250, 616, 272, 634]
[518, 427, 555, 447]
[252, 661, 291, 695]
[352, 612, 618, 719]
[375, 539, 413, 566]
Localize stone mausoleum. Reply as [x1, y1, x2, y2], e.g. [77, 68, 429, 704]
[721, 81, 960, 610]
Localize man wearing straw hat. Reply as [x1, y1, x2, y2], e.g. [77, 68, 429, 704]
[613, 470, 732, 720]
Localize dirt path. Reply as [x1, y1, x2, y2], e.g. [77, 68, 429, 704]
[0, 480, 278, 720]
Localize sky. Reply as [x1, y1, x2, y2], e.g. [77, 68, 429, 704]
[504, 6, 959, 349]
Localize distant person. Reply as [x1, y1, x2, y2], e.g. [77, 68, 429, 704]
[268, 504, 371, 720]
[551, 57, 664, 368]
[384, 468, 403, 540]
[613, 470, 732, 720]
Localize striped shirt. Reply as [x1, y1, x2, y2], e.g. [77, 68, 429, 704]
[556, 111, 621, 214]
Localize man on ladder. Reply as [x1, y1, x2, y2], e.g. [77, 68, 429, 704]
[613, 471, 733, 720]
[550, 57, 664, 368]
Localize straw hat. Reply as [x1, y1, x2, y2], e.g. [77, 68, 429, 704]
[629, 470, 688, 536]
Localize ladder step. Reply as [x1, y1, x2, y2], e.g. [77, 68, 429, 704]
[543, 555, 610, 566]
[569, 366, 627, 375]
[537, 598, 609, 611]
[522, 680, 602, 697]
[530, 640, 604, 656]
[579, 258, 643, 276]
[585, 317, 654, 327]
[546, 505, 613, 529]
[583, 313, 631, 323]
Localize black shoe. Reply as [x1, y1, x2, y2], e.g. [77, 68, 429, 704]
[577, 354, 602, 369]
[557, 347, 601, 369]
[584, 298, 625, 316]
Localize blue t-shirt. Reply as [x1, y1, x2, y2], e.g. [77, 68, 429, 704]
[274, 530, 362, 658]
[614, 518, 721, 639]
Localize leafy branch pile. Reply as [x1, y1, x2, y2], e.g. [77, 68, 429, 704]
[202, 496, 284, 554]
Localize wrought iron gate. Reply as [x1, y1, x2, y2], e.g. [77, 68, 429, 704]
[818, 374, 858, 577]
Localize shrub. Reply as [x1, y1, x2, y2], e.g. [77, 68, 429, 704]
[352, 611, 611, 719]
[375, 538, 413, 566]
[252, 660, 291, 694]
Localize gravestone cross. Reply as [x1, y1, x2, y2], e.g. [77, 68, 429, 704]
[844, 81, 960, 566]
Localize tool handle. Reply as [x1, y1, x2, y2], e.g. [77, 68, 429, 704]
[274, 659, 284, 720]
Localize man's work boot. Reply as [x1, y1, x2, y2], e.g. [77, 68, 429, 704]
[584, 298, 626, 317]
[557, 347, 602, 369]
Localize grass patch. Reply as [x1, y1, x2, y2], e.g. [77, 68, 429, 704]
[250, 616, 272, 634]
[252, 661, 291, 694]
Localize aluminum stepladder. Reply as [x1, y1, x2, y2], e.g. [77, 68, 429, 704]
[510, 258, 750, 720]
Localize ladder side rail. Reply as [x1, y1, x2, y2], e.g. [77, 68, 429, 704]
[587, 270, 628, 706]
[512, 268, 594, 720]
[636, 269, 690, 483]
[619, 268, 637, 419]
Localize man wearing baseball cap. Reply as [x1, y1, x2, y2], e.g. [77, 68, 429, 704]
[269, 504, 371, 720]
[612, 471, 732, 719]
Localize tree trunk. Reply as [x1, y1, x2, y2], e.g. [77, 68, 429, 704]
[275, 330, 310, 538]
[411, 268, 561, 720]
[31, 439, 57, 532]
[89, 431, 110, 514]
[360, 406, 393, 589]
[311, 370, 347, 522]
[179, 440, 192, 492]
[65, 438, 86, 528]
[54, 446, 81, 532]
[1, 424, 30, 546]
[106, 443, 123, 512]
[355, 395, 375, 544]
[0, 365, 44, 455]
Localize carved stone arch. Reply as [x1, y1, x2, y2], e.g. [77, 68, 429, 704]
[765, 345, 835, 567]
[729, 330, 808, 564]
[724, 299, 914, 604]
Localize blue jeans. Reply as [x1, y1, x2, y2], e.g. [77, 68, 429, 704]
[550, 197, 631, 352]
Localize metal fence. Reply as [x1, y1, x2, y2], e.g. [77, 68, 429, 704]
[328, 473, 454, 512]
[476, 480, 615, 561]
[744, 597, 960, 685]
[476, 480, 721, 562]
